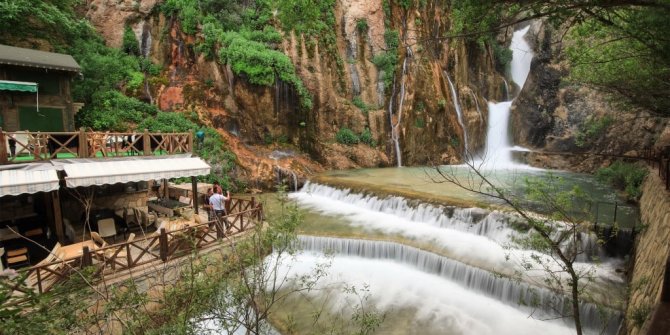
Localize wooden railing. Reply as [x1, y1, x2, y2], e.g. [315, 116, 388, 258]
[3, 198, 263, 304]
[653, 146, 670, 190]
[0, 128, 193, 164]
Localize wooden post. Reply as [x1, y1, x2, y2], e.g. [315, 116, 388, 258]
[662, 256, 670, 302]
[188, 132, 194, 153]
[251, 197, 256, 209]
[0, 128, 7, 164]
[164, 179, 169, 199]
[51, 191, 65, 244]
[216, 220, 224, 239]
[613, 202, 618, 224]
[82, 246, 92, 267]
[191, 176, 199, 214]
[143, 129, 150, 156]
[159, 228, 168, 261]
[78, 128, 88, 158]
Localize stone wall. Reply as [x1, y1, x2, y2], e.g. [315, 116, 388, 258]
[61, 189, 148, 226]
[623, 170, 670, 334]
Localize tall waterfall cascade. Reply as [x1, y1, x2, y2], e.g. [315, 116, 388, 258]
[475, 26, 535, 169]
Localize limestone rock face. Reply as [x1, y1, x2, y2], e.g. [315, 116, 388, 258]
[82, 1, 506, 187]
[510, 22, 668, 172]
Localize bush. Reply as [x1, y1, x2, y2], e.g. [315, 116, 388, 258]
[122, 26, 139, 56]
[336, 128, 360, 145]
[575, 115, 613, 147]
[77, 91, 158, 131]
[360, 127, 376, 147]
[596, 161, 648, 201]
[356, 18, 368, 33]
[352, 96, 369, 114]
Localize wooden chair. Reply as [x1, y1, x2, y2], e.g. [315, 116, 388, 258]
[26, 243, 62, 289]
[6, 247, 30, 269]
[24, 228, 44, 238]
[88, 132, 109, 157]
[91, 232, 108, 248]
[178, 196, 192, 206]
[97, 218, 117, 243]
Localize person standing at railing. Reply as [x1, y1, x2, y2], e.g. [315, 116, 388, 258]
[204, 188, 214, 222]
[209, 187, 231, 231]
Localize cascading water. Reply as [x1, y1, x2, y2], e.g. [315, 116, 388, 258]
[298, 236, 622, 333]
[289, 182, 625, 334]
[390, 47, 412, 167]
[476, 26, 534, 169]
[470, 91, 483, 122]
[445, 72, 469, 155]
[502, 78, 510, 100]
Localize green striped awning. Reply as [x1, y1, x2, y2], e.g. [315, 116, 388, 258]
[0, 80, 37, 92]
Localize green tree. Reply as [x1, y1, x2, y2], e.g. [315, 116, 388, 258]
[431, 158, 622, 335]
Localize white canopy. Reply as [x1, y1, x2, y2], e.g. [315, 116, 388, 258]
[0, 168, 60, 196]
[63, 157, 211, 188]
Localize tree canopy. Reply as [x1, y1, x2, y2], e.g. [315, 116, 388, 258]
[449, 0, 670, 116]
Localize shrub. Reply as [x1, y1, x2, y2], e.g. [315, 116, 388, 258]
[360, 127, 376, 147]
[122, 26, 139, 56]
[352, 96, 370, 114]
[414, 118, 425, 128]
[336, 128, 360, 145]
[575, 115, 614, 147]
[356, 18, 368, 33]
[596, 161, 648, 201]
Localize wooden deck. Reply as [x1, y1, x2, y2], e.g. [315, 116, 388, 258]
[0, 129, 193, 165]
[1, 197, 263, 306]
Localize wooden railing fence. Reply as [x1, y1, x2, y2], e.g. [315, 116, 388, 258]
[0, 128, 193, 164]
[3, 198, 262, 304]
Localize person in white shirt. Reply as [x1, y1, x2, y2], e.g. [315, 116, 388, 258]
[209, 188, 231, 229]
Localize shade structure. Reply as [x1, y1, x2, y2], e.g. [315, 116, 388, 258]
[0, 168, 60, 196]
[63, 157, 211, 188]
[0, 80, 37, 92]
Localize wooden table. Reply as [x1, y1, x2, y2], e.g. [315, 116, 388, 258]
[59, 240, 98, 260]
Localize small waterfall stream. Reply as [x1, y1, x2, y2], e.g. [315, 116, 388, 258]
[502, 78, 510, 100]
[390, 47, 412, 167]
[445, 72, 469, 155]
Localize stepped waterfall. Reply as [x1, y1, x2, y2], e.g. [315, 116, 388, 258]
[280, 26, 625, 335]
[287, 181, 625, 334]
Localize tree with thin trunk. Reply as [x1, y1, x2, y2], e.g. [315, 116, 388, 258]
[428, 155, 622, 335]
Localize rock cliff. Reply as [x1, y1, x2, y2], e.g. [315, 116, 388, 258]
[83, 0, 505, 187]
[510, 22, 668, 172]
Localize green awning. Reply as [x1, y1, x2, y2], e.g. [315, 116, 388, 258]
[0, 80, 37, 92]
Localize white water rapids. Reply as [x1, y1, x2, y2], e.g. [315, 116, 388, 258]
[287, 182, 625, 334]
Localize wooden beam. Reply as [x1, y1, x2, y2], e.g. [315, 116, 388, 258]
[51, 191, 65, 244]
[0, 128, 7, 164]
[191, 176, 198, 214]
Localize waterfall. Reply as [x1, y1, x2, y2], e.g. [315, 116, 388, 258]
[274, 166, 298, 192]
[298, 236, 622, 334]
[477, 26, 534, 169]
[471, 91, 483, 122]
[296, 182, 610, 256]
[502, 78, 510, 100]
[390, 48, 412, 167]
[445, 72, 469, 155]
[140, 21, 152, 58]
